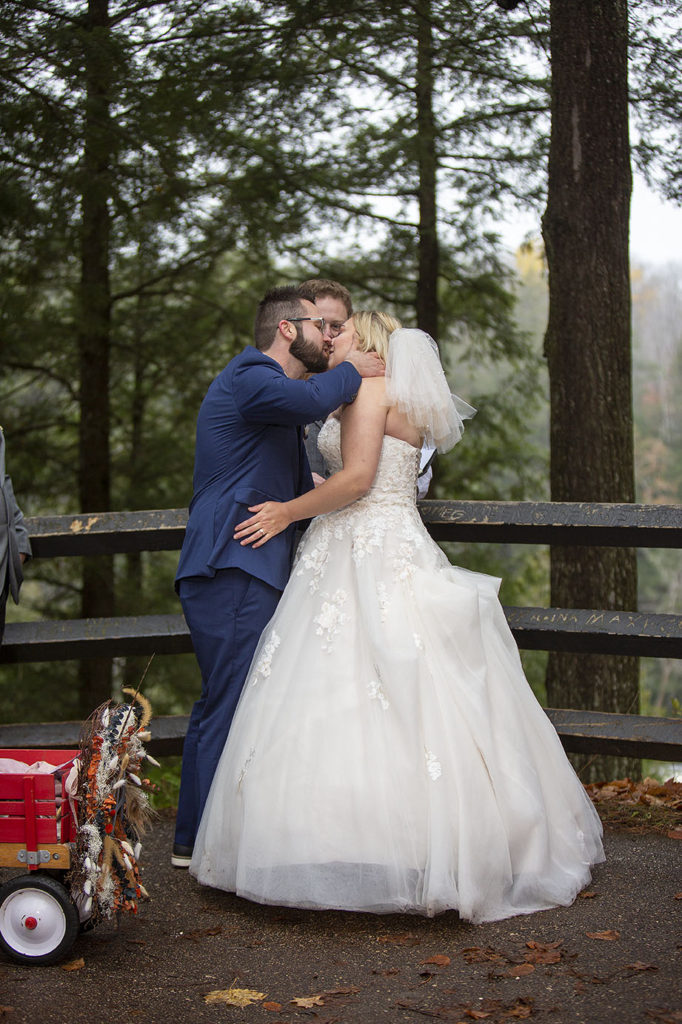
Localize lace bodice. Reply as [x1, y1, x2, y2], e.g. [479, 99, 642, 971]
[317, 417, 420, 506]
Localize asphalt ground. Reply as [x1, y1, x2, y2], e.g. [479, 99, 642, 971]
[1, 814, 680, 1024]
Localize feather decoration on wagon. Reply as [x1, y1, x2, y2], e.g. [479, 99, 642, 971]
[67, 686, 159, 923]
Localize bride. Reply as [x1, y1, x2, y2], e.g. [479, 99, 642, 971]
[190, 311, 604, 923]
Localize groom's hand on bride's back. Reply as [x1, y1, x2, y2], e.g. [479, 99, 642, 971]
[344, 350, 385, 378]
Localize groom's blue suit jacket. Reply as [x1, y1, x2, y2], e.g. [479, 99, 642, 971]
[176, 345, 360, 593]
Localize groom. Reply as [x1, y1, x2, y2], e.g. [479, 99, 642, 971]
[172, 285, 384, 866]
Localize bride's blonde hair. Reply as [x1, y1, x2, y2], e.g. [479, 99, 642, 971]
[352, 311, 402, 362]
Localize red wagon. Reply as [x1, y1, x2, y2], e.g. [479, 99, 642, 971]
[0, 748, 84, 965]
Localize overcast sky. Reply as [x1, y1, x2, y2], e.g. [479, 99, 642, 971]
[501, 174, 682, 268]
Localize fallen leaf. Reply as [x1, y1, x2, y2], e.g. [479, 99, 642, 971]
[0, 1008, 15, 1015]
[465, 1010, 492, 1020]
[462, 946, 508, 964]
[675, 892, 682, 900]
[263, 1001, 283, 1011]
[586, 930, 620, 941]
[508, 963, 535, 978]
[508, 997, 534, 1019]
[204, 987, 265, 1007]
[421, 954, 451, 967]
[626, 961, 658, 972]
[525, 948, 562, 964]
[524, 939, 563, 963]
[372, 967, 400, 976]
[291, 995, 325, 1008]
[645, 1010, 682, 1024]
[667, 828, 682, 840]
[60, 957, 85, 972]
[579, 890, 599, 899]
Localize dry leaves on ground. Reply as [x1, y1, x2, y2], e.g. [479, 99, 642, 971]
[645, 1010, 682, 1024]
[291, 995, 325, 1009]
[397, 996, 534, 1021]
[507, 963, 535, 978]
[524, 940, 563, 965]
[291, 987, 359, 1009]
[421, 954, 451, 967]
[204, 986, 265, 1007]
[586, 777, 682, 808]
[60, 957, 85, 971]
[462, 947, 509, 965]
[586, 777, 682, 835]
[586, 930, 620, 941]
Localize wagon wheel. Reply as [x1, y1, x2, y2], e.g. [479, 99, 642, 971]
[0, 874, 79, 965]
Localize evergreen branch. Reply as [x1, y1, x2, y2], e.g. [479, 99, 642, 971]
[1, 362, 79, 402]
[439, 102, 548, 133]
[107, 0, 197, 29]
[110, 248, 224, 304]
[3, 0, 83, 26]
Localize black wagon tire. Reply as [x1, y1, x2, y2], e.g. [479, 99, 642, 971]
[0, 873, 79, 965]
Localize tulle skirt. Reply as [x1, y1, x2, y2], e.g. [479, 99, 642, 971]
[191, 501, 604, 922]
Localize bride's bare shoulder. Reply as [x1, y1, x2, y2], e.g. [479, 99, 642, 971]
[358, 376, 387, 398]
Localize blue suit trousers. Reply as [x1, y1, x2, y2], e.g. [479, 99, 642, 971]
[174, 568, 281, 848]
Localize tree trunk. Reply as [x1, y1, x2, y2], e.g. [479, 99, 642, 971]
[77, 0, 115, 716]
[415, 0, 439, 341]
[542, 0, 639, 782]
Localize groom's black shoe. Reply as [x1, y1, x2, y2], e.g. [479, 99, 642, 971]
[171, 842, 193, 868]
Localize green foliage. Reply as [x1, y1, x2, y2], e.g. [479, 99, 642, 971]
[2, 1, 680, 731]
[146, 756, 183, 811]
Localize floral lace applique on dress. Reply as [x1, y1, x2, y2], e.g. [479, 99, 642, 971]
[251, 629, 280, 684]
[314, 589, 349, 652]
[367, 679, 390, 710]
[425, 748, 442, 781]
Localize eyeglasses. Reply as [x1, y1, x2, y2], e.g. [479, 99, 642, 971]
[288, 316, 326, 334]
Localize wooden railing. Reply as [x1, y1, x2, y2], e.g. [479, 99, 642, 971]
[1, 502, 681, 762]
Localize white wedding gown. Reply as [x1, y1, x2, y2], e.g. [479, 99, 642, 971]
[191, 419, 604, 922]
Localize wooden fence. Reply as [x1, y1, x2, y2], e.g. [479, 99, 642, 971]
[1, 502, 681, 762]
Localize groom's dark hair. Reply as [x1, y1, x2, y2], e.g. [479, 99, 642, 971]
[254, 285, 316, 351]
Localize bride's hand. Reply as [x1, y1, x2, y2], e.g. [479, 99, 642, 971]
[234, 501, 293, 547]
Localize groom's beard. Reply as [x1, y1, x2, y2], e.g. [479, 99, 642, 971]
[290, 325, 329, 374]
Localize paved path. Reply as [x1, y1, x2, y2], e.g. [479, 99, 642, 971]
[1, 818, 680, 1024]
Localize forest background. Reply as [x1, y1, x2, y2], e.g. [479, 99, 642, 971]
[1, 0, 681, 775]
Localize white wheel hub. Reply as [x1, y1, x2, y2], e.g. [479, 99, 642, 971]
[0, 886, 67, 957]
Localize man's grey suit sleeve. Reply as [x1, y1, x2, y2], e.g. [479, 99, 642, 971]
[6, 477, 31, 558]
[304, 420, 330, 478]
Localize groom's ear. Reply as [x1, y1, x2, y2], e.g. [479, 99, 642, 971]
[278, 319, 296, 343]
